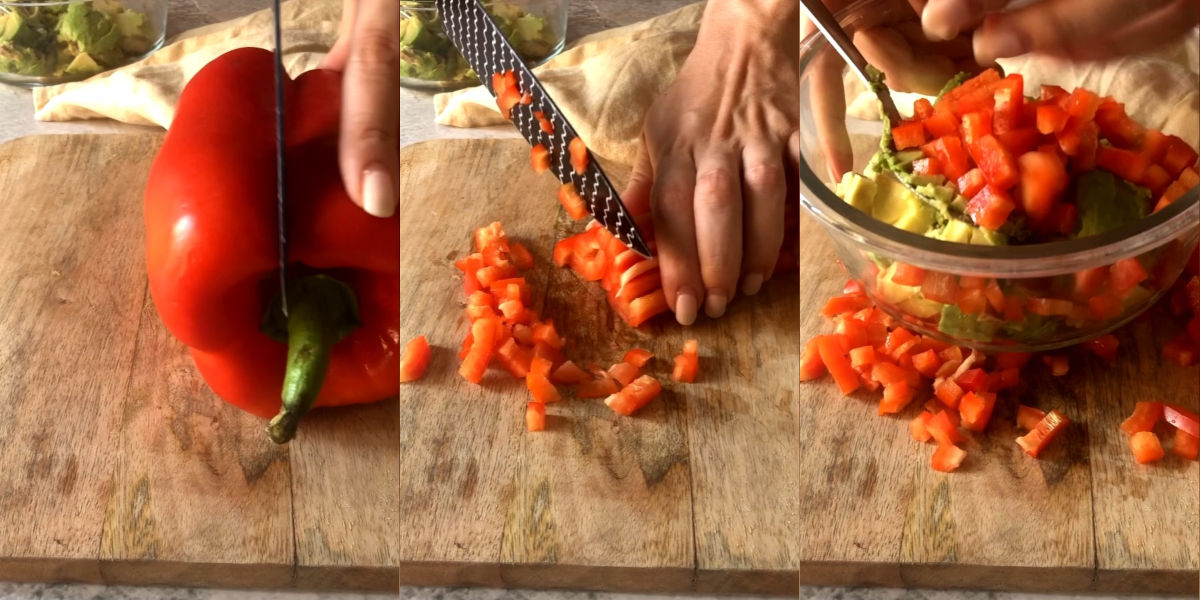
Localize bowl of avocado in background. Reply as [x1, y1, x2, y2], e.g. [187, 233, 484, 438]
[399, 0, 566, 91]
[0, 0, 165, 87]
[796, 0, 1200, 353]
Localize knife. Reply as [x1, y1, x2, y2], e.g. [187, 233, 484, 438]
[434, 0, 652, 258]
[271, 0, 289, 316]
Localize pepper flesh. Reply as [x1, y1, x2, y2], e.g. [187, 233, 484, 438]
[143, 48, 399, 439]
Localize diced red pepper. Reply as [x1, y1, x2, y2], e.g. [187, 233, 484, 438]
[891, 263, 927, 286]
[1095, 146, 1149, 184]
[1138, 129, 1172, 165]
[968, 134, 1020, 190]
[1016, 409, 1070, 458]
[922, 108, 960, 139]
[1094, 100, 1145, 148]
[399, 335, 432, 383]
[822, 293, 872, 317]
[910, 411, 934, 443]
[1041, 354, 1069, 376]
[879, 381, 915, 415]
[525, 402, 546, 431]
[892, 121, 928, 150]
[1120, 401, 1163, 435]
[551, 360, 591, 385]
[557, 183, 589, 220]
[1173, 429, 1199, 461]
[1083, 333, 1119, 362]
[1036, 104, 1069, 135]
[604, 374, 662, 416]
[960, 110, 993, 146]
[569, 137, 589, 174]
[956, 168, 986, 198]
[921, 271, 960, 304]
[621, 348, 653, 368]
[526, 371, 561, 404]
[1130, 431, 1165, 464]
[1163, 403, 1200, 438]
[927, 410, 964, 446]
[992, 85, 1023, 134]
[1163, 336, 1199, 366]
[931, 443, 967, 473]
[913, 98, 935, 120]
[1064, 87, 1102, 122]
[530, 143, 551, 173]
[1109, 257, 1147, 294]
[921, 135, 971, 181]
[672, 338, 700, 383]
[1017, 405, 1046, 431]
[1160, 135, 1199, 178]
[912, 157, 943, 176]
[1088, 293, 1123, 321]
[966, 184, 1016, 231]
[817, 335, 858, 395]
[911, 349, 942, 378]
[955, 368, 989, 393]
[934, 378, 964, 408]
[959, 391, 996, 433]
[996, 127, 1041, 158]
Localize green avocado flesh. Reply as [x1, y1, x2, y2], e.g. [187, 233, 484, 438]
[0, 0, 152, 78]
[400, 2, 558, 84]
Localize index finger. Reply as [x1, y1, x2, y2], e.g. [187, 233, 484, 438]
[338, 0, 401, 218]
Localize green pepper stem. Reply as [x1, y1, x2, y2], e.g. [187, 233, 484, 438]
[263, 274, 360, 444]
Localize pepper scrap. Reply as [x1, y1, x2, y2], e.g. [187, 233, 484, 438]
[143, 48, 399, 443]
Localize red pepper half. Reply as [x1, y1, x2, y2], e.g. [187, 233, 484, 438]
[143, 48, 399, 443]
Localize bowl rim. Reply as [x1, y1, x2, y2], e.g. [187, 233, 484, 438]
[797, 0, 1200, 278]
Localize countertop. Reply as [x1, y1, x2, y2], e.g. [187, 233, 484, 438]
[0, 1, 1187, 599]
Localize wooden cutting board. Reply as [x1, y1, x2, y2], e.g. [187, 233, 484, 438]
[0, 134, 398, 592]
[397, 139, 800, 596]
[797, 212, 1199, 594]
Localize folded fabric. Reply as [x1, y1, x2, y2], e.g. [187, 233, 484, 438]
[32, 0, 340, 129]
[433, 2, 706, 168]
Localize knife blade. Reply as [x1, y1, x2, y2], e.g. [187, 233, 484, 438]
[434, 0, 652, 258]
[271, 0, 289, 316]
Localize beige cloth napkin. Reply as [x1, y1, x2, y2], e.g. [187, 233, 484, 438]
[32, 0, 341, 129]
[433, 2, 706, 168]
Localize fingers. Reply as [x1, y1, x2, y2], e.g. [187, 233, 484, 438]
[650, 159, 702, 326]
[321, 0, 357, 71]
[921, 0, 1012, 41]
[337, 0, 401, 218]
[973, 0, 1198, 63]
[855, 26, 958, 95]
[692, 152, 744, 319]
[622, 139, 654, 217]
[739, 144, 786, 297]
[809, 46, 853, 181]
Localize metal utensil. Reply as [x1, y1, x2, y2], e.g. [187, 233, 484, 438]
[434, 0, 652, 257]
[800, 0, 902, 125]
[271, 0, 289, 316]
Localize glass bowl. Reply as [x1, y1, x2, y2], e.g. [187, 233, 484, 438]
[0, 0, 166, 87]
[399, 0, 567, 92]
[796, 0, 1200, 353]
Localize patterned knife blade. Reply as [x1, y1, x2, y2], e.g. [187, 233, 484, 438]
[271, 0, 289, 316]
[434, 0, 652, 257]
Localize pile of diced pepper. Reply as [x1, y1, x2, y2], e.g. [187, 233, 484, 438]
[890, 68, 1198, 235]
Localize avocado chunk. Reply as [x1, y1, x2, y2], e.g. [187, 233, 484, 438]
[938, 305, 1001, 342]
[63, 51, 102, 76]
[838, 171, 877, 214]
[870, 174, 936, 234]
[1073, 169, 1149, 238]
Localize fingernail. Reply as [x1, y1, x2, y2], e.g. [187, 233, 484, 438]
[362, 166, 396, 218]
[704, 293, 728, 319]
[974, 24, 1024, 63]
[675, 292, 698, 326]
[741, 273, 764, 297]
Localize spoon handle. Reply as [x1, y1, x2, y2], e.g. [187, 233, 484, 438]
[800, 0, 902, 124]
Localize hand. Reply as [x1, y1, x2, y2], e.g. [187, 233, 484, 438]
[321, 0, 401, 218]
[805, 0, 982, 181]
[920, 0, 1200, 65]
[622, 0, 799, 326]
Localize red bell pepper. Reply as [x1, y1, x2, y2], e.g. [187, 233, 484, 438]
[143, 48, 400, 443]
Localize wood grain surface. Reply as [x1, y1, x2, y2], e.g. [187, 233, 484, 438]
[797, 211, 1200, 594]
[396, 138, 800, 596]
[0, 134, 398, 592]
